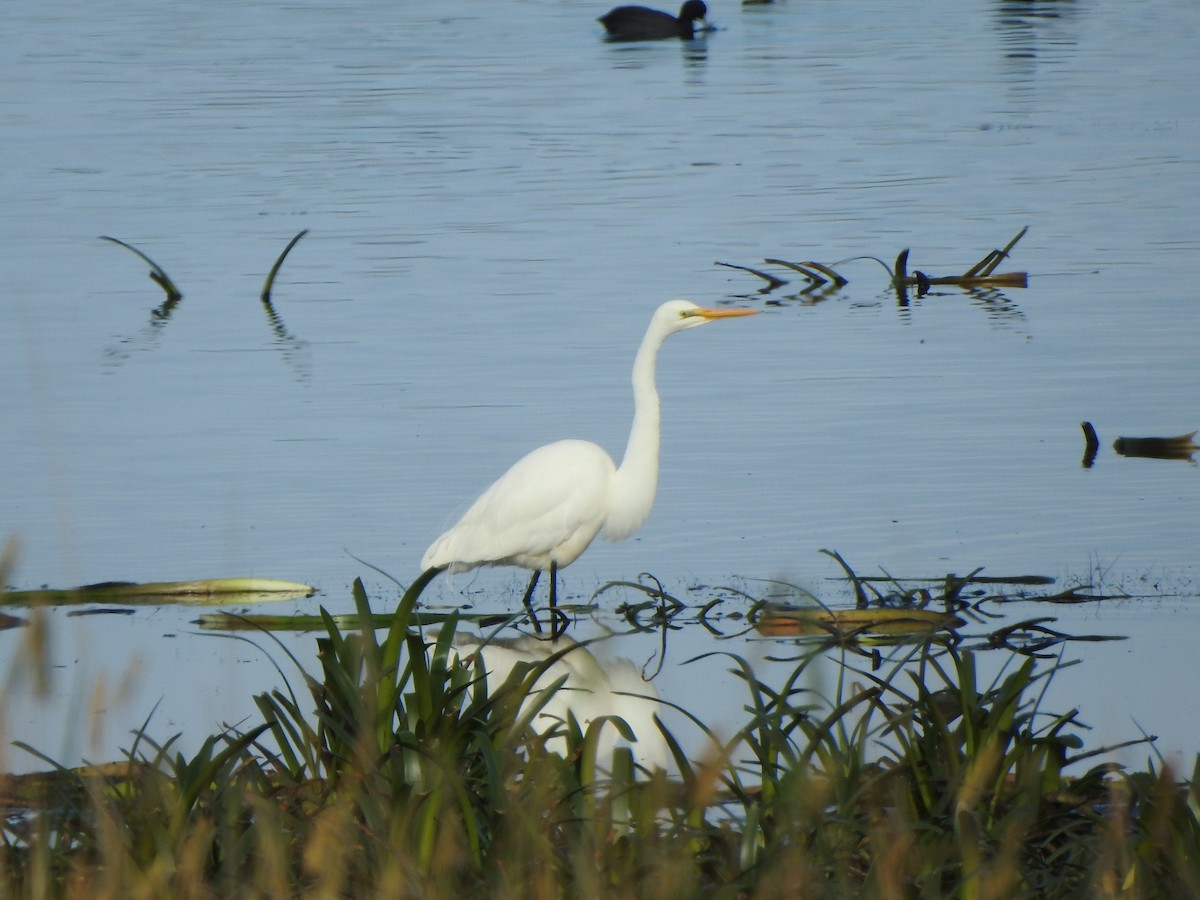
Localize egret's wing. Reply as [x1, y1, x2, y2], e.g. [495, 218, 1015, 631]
[422, 439, 615, 571]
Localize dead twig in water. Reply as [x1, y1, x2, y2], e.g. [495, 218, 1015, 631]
[894, 226, 1029, 296]
[261, 229, 309, 303]
[1081, 420, 1198, 463]
[100, 235, 183, 302]
[718, 227, 1030, 300]
[715, 260, 787, 292]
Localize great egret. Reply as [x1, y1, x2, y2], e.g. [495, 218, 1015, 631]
[598, 0, 708, 41]
[421, 299, 757, 614]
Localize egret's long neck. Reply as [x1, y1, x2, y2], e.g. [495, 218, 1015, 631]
[605, 324, 667, 540]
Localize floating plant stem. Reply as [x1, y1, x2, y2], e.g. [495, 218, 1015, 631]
[100, 235, 183, 302]
[965, 224, 1029, 277]
[915, 271, 1028, 288]
[754, 605, 965, 639]
[2, 577, 316, 607]
[722, 228, 1031, 300]
[194, 608, 511, 632]
[261, 228, 309, 303]
[794, 258, 849, 286]
[1081, 420, 1100, 467]
[1083, 421, 1199, 462]
[715, 260, 787, 291]
[1114, 430, 1199, 462]
[896, 227, 1030, 291]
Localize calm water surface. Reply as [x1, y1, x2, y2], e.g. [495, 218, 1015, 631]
[2, 0, 1197, 770]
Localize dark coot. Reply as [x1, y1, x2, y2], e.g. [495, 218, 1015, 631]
[598, 0, 708, 41]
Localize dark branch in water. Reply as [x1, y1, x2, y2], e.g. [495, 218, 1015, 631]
[715, 260, 787, 292]
[1114, 430, 1198, 462]
[763, 258, 849, 287]
[719, 227, 1030, 305]
[1081, 421, 1100, 468]
[261, 229, 309, 303]
[1082, 420, 1197, 463]
[100, 235, 182, 302]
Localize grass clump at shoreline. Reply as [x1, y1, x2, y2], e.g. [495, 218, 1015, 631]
[1, 572, 1198, 899]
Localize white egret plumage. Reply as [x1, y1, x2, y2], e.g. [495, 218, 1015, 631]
[421, 299, 758, 613]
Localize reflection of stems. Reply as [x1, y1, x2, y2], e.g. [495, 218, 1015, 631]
[259, 230, 314, 381]
[147, 294, 183, 331]
[101, 235, 186, 365]
[258, 231, 312, 381]
[260, 297, 289, 342]
[100, 235, 183, 302]
[260, 294, 311, 381]
[261, 229, 309, 303]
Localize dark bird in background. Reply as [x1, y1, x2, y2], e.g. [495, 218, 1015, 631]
[599, 0, 708, 41]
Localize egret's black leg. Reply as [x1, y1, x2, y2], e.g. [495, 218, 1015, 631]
[521, 569, 542, 611]
[522, 565, 568, 638]
[548, 561, 570, 637]
[522, 569, 547, 635]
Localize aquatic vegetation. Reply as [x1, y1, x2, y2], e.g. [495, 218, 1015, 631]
[718, 226, 1030, 303]
[1083, 420, 1200, 466]
[99, 235, 184, 303]
[1, 567, 1197, 898]
[101, 231, 308, 305]
[100, 231, 312, 377]
[0, 578, 315, 608]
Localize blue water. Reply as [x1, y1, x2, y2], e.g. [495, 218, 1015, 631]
[1, 0, 1197, 771]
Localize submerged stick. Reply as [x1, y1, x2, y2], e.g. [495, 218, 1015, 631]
[1081, 420, 1197, 462]
[912, 272, 1028, 288]
[964, 225, 1029, 277]
[763, 258, 849, 287]
[100, 236, 183, 302]
[1081, 421, 1100, 468]
[261, 228, 309, 303]
[715, 260, 787, 291]
[1113, 430, 1199, 461]
[796, 260, 850, 286]
[855, 573, 1056, 586]
[894, 227, 1029, 291]
[722, 227, 1031, 299]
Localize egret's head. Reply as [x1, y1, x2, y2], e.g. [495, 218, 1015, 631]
[656, 298, 760, 334]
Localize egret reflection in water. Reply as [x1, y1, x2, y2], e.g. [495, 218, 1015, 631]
[451, 632, 670, 770]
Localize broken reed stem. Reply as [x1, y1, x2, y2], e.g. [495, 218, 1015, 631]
[100, 235, 183, 302]
[261, 229, 309, 303]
